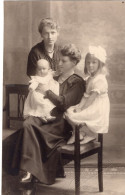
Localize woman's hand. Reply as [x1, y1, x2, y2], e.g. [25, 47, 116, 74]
[73, 108, 81, 113]
[43, 90, 49, 99]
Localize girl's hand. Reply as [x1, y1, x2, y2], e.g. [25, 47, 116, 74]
[73, 108, 81, 113]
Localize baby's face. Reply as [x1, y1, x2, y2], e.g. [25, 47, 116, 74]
[36, 59, 50, 77]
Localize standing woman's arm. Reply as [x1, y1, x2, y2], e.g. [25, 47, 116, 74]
[27, 50, 37, 77]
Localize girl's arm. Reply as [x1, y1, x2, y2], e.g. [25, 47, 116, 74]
[81, 91, 98, 110]
[81, 76, 107, 110]
[74, 76, 107, 112]
[74, 91, 98, 112]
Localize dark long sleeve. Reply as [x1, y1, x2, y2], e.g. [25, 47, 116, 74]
[46, 78, 85, 112]
[27, 42, 61, 77]
[27, 50, 37, 77]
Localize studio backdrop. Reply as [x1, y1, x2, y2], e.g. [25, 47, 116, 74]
[3, 1, 125, 166]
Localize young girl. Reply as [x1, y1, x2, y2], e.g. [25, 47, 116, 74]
[64, 46, 110, 144]
[23, 58, 59, 122]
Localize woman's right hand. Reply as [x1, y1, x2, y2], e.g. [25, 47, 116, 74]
[43, 90, 50, 99]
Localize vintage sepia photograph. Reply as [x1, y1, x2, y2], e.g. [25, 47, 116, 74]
[2, 0, 125, 195]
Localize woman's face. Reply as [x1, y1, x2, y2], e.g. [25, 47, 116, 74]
[59, 55, 75, 74]
[41, 26, 59, 46]
[86, 55, 99, 76]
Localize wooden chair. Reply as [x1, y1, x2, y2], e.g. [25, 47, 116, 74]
[3, 84, 103, 195]
[3, 84, 28, 129]
[58, 126, 103, 195]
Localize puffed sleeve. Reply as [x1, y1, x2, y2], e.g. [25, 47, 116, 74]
[46, 77, 85, 112]
[91, 75, 108, 94]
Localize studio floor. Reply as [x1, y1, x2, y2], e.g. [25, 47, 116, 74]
[2, 167, 125, 195]
[2, 117, 125, 166]
[2, 117, 125, 194]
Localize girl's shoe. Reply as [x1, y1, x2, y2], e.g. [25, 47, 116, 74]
[80, 135, 96, 145]
[20, 172, 33, 183]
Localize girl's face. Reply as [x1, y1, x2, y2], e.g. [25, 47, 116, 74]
[36, 59, 50, 77]
[59, 55, 75, 74]
[86, 55, 100, 76]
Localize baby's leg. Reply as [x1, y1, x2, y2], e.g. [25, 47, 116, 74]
[80, 125, 96, 144]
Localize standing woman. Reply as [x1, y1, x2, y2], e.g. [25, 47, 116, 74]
[3, 44, 86, 185]
[27, 18, 60, 77]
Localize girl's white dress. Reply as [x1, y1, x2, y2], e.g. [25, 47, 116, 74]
[23, 73, 59, 118]
[64, 73, 110, 134]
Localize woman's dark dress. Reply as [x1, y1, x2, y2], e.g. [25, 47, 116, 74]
[3, 74, 85, 185]
[27, 41, 60, 77]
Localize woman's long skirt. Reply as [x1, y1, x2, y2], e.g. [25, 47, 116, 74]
[3, 115, 72, 185]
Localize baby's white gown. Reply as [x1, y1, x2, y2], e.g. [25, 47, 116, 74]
[64, 74, 110, 134]
[23, 73, 59, 118]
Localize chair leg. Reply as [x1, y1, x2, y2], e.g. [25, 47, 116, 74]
[74, 125, 80, 195]
[75, 157, 80, 195]
[98, 149, 103, 192]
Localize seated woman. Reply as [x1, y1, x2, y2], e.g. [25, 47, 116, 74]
[3, 44, 86, 185]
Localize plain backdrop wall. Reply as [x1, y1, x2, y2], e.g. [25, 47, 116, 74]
[3, 1, 125, 165]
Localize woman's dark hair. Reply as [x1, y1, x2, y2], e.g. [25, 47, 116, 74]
[60, 44, 81, 65]
[38, 18, 60, 34]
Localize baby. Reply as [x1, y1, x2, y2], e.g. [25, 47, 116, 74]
[23, 58, 59, 122]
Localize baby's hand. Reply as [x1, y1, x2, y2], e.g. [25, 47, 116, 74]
[73, 108, 81, 113]
[29, 80, 32, 84]
[29, 87, 34, 92]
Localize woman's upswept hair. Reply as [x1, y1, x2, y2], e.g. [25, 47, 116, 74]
[60, 44, 81, 65]
[38, 18, 60, 34]
[84, 53, 109, 76]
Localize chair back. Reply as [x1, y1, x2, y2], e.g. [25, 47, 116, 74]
[4, 84, 28, 128]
